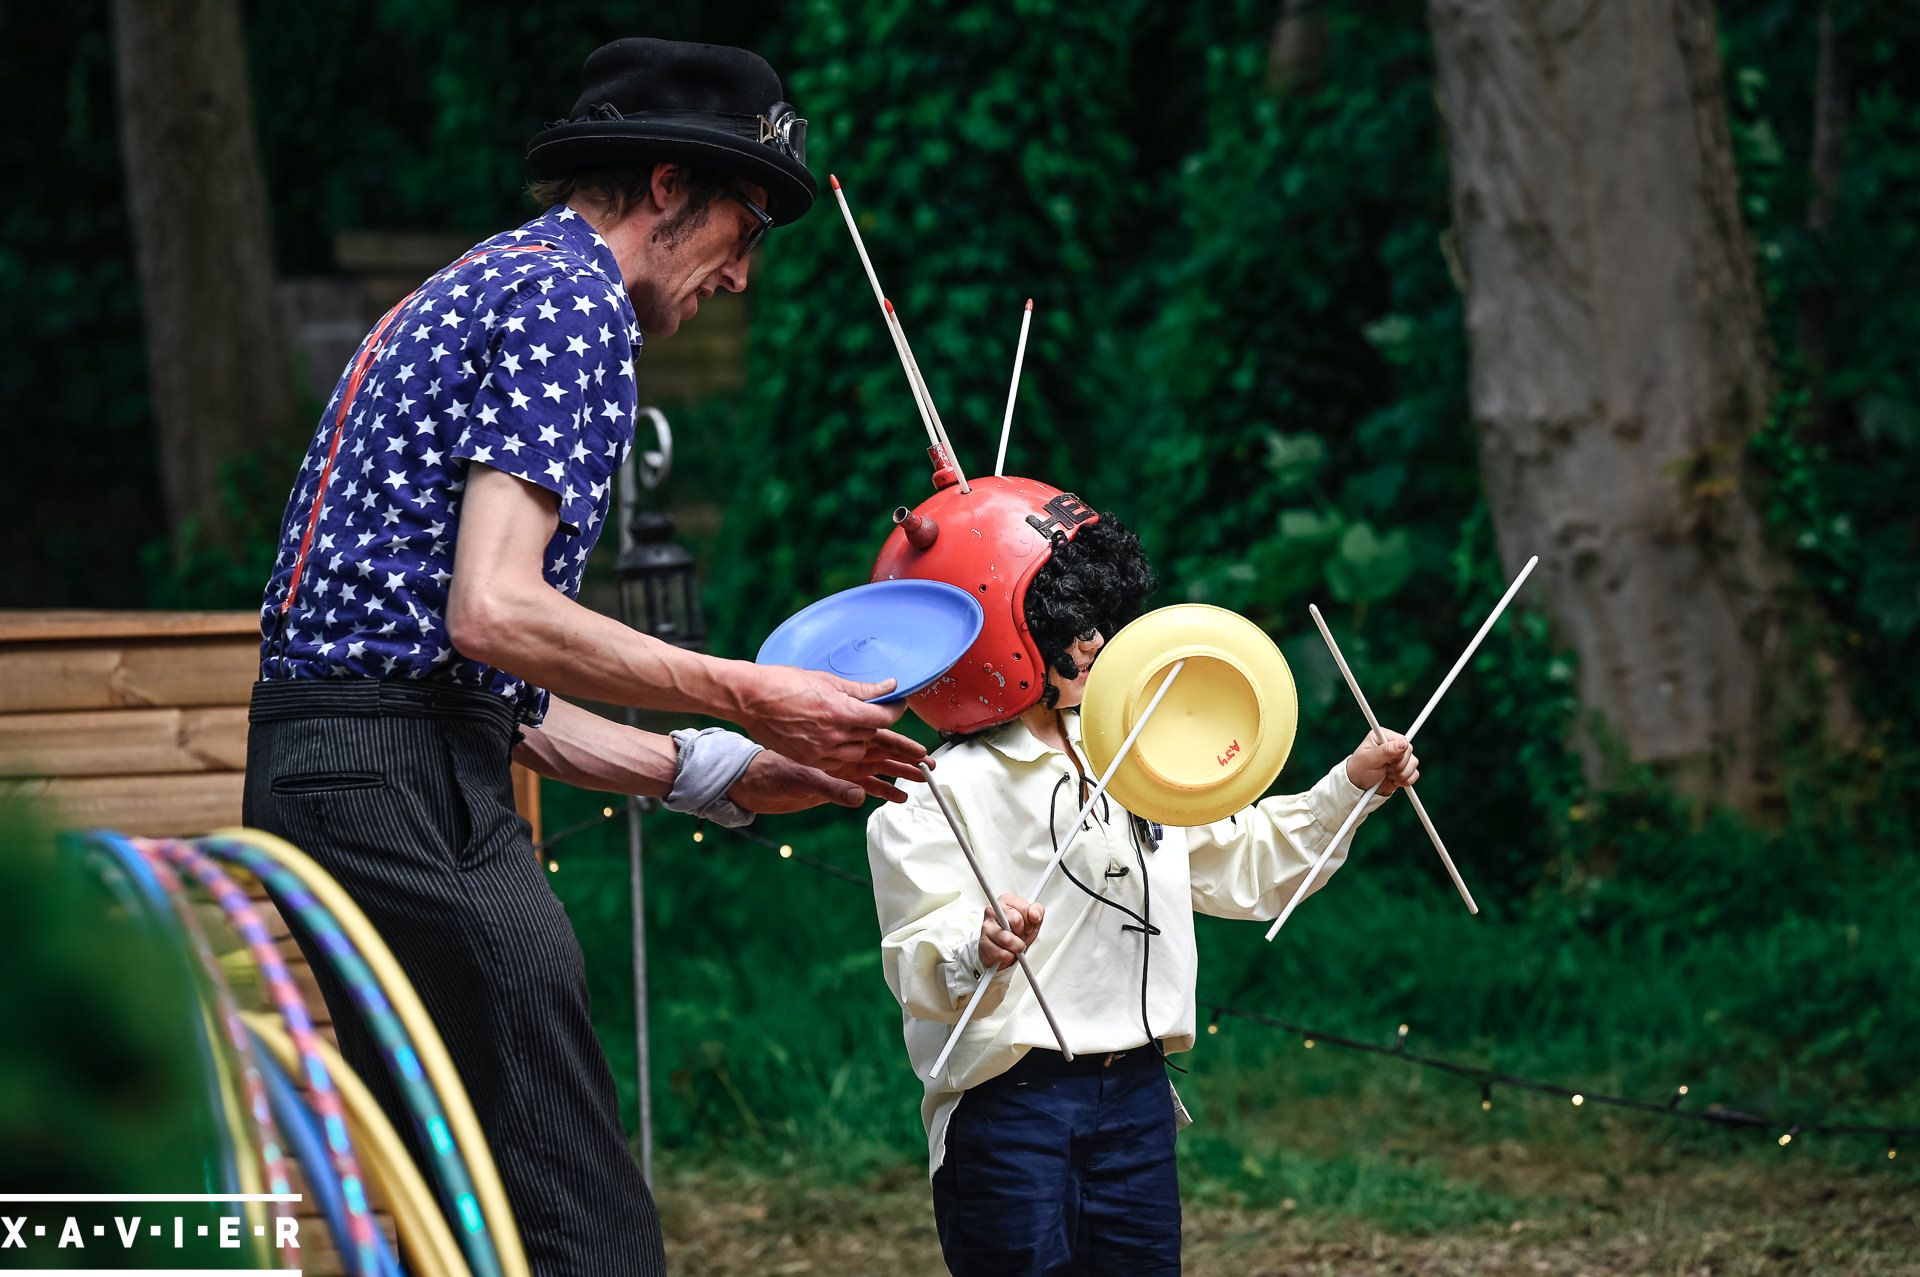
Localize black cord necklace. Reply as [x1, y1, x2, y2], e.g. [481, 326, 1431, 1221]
[1047, 731, 1187, 1075]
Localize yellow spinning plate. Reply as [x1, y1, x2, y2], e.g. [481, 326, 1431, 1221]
[1080, 604, 1297, 826]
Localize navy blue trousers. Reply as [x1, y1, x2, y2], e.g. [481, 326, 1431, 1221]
[931, 1046, 1181, 1276]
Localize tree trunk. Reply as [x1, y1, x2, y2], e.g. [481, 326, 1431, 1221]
[1267, 0, 1328, 95]
[112, 0, 294, 552]
[1801, 3, 1846, 441]
[1427, 0, 1845, 811]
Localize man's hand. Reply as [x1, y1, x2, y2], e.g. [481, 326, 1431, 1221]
[978, 894, 1045, 972]
[1345, 729, 1421, 795]
[736, 665, 930, 778]
[726, 750, 866, 814]
[820, 753, 931, 804]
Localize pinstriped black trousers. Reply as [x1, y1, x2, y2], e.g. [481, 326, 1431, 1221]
[242, 679, 667, 1276]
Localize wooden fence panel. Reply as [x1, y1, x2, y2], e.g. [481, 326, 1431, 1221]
[9, 772, 248, 837]
[0, 706, 250, 778]
[0, 638, 260, 714]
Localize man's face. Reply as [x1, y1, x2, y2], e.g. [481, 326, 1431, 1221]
[628, 178, 768, 338]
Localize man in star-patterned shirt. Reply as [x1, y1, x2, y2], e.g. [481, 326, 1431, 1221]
[259, 202, 641, 701]
[244, 39, 927, 1275]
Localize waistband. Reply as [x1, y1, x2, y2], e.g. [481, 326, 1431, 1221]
[1000, 1042, 1167, 1080]
[249, 678, 520, 736]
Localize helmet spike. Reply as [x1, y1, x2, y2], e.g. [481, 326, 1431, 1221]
[893, 506, 939, 550]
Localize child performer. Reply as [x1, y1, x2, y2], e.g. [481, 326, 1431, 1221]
[866, 505, 1418, 1276]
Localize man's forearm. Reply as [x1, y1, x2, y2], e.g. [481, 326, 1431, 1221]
[512, 697, 679, 795]
[455, 573, 761, 720]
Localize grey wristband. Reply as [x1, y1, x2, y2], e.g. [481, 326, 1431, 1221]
[666, 728, 764, 828]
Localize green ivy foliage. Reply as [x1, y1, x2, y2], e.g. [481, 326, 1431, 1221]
[1726, 1, 1920, 736]
[694, 0, 1155, 658]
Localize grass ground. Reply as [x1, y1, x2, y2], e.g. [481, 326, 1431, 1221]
[655, 1114, 1920, 1276]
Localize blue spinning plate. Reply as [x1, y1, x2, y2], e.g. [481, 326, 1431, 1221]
[756, 580, 985, 703]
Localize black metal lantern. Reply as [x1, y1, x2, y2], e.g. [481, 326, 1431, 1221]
[614, 510, 705, 649]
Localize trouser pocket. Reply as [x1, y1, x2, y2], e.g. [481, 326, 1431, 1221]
[269, 771, 386, 796]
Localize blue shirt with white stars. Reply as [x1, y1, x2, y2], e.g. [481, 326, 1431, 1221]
[257, 204, 640, 724]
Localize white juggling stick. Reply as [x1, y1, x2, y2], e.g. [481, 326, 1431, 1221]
[995, 299, 1034, 477]
[918, 763, 1074, 1060]
[928, 660, 1187, 1079]
[829, 174, 968, 490]
[1309, 603, 1477, 914]
[1265, 556, 1537, 939]
[885, 299, 969, 493]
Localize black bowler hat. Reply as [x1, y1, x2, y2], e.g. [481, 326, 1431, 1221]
[527, 38, 816, 225]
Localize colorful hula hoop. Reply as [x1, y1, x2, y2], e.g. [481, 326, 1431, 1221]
[251, 1026, 405, 1277]
[79, 833, 254, 1210]
[210, 838, 501, 1277]
[139, 837, 383, 1277]
[247, 1012, 469, 1277]
[94, 835, 299, 1201]
[207, 828, 528, 1277]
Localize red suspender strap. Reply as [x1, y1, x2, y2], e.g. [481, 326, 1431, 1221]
[280, 243, 553, 618]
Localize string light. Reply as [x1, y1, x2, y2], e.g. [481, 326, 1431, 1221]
[1201, 999, 1915, 1154]
[532, 807, 1920, 1158]
[531, 797, 632, 852]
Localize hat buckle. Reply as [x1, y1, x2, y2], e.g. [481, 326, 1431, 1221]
[757, 103, 806, 164]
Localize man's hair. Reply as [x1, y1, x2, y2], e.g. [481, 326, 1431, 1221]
[1024, 515, 1157, 710]
[527, 163, 733, 244]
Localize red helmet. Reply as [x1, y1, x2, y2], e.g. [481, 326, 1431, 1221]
[872, 471, 1099, 734]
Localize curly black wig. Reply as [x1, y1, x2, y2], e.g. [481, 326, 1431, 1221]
[1024, 515, 1157, 709]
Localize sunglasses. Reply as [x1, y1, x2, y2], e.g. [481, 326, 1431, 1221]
[727, 102, 806, 258]
[725, 189, 774, 257]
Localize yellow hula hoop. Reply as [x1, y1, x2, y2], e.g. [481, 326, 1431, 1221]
[243, 1012, 468, 1277]
[213, 828, 530, 1277]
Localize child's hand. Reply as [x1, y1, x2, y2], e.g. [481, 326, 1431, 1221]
[978, 894, 1045, 971]
[1345, 730, 1421, 794]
